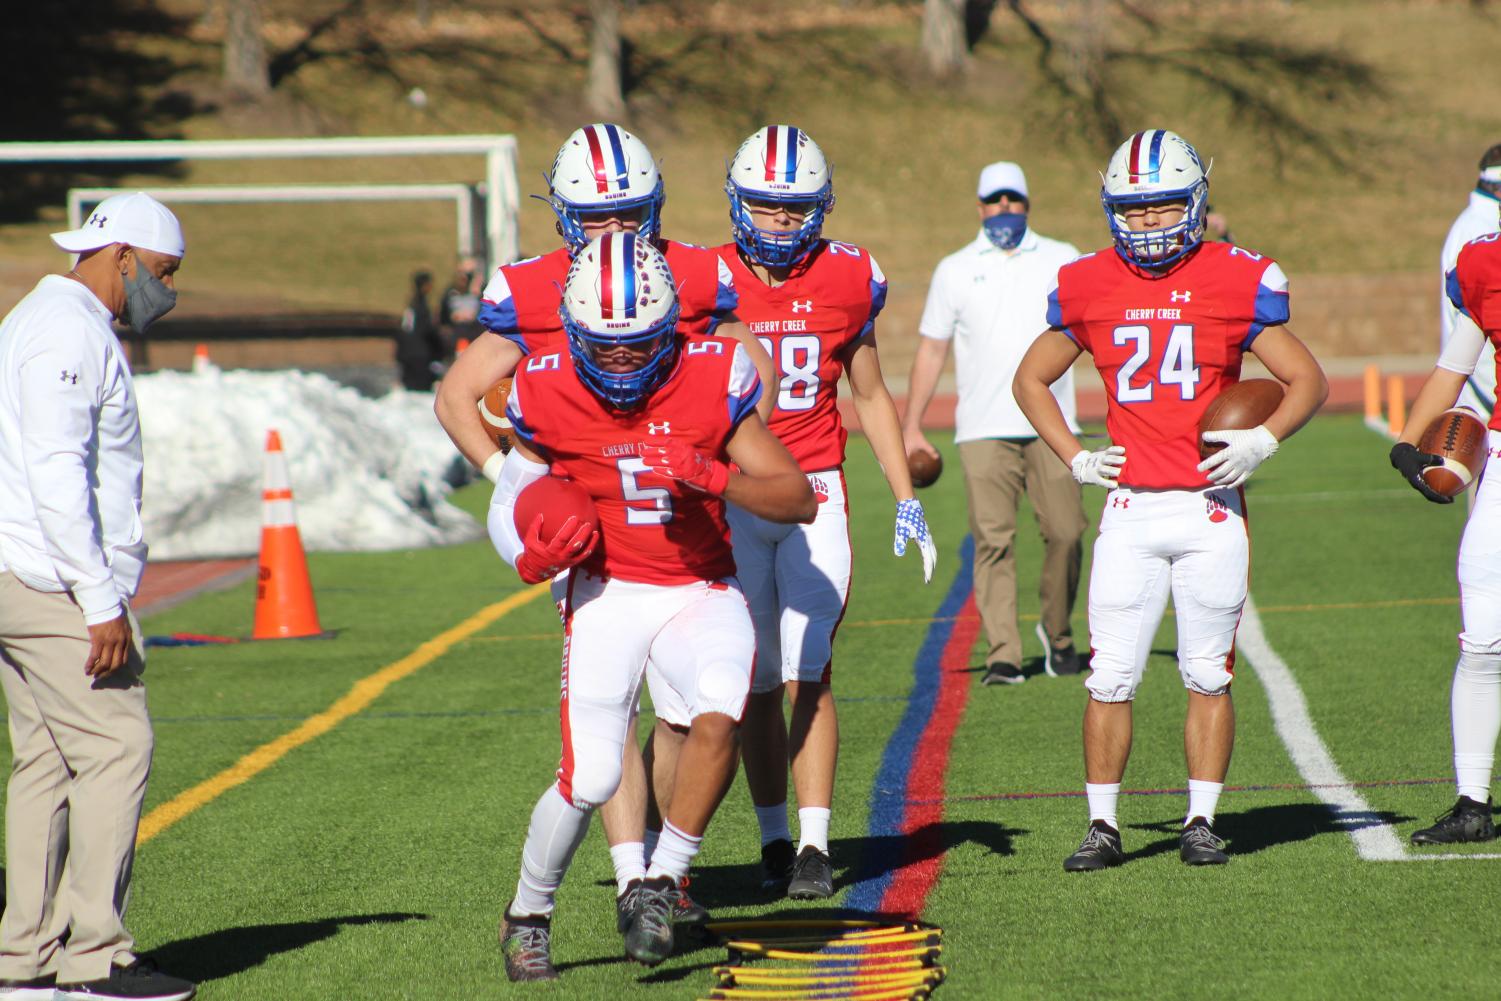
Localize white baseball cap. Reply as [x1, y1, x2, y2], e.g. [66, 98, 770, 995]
[51, 192, 185, 258]
[977, 161, 1029, 202]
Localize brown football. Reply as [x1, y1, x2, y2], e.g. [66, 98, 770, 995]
[478, 378, 514, 453]
[908, 448, 943, 489]
[1417, 407, 1487, 497]
[1198, 379, 1286, 459]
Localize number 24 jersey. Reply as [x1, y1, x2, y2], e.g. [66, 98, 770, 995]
[1047, 241, 1290, 490]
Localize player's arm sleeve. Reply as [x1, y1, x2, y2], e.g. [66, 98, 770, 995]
[725, 343, 765, 427]
[857, 253, 889, 339]
[1242, 260, 1291, 348]
[487, 449, 551, 568]
[478, 268, 530, 354]
[16, 322, 121, 623]
[1045, 272, 1087, 349]
[917, 259, 957, 342]
[1437, 308, 1488, 375]
[706, 255, 739, 334]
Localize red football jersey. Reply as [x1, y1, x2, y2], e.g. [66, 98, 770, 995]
[1048, 242, 1291, 489]
[717, 240, 888, 471]
[479, 240, 737, 354]
[505, 337, 763, 585]
[1447, 233, 1501, 430]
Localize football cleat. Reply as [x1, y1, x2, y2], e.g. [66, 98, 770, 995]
[1411, 796, 1496, 845]
[623, 876, 678, 966]
[615, 880, 646, 935]
[1063, 820, 1125, 872]
[671, 877, 710, 931]
[787, 845, 835, 900]
[1179, 817, 1230, 865]
[760, 838, 796, 893]
[499, 907, 558, 982]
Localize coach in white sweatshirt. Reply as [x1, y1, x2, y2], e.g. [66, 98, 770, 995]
[0, 193, 195, 1001]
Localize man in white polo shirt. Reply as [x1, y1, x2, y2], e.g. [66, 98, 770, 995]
[903, 161, 1086, 686]
[0, 193, 195, 1001]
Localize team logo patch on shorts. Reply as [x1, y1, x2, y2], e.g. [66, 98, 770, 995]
[1205, 495, 1230, 524]
[809, 474, 830, 504]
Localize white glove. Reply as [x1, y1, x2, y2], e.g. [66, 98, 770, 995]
[893, 498, 937, 584]
[1197, 425, 1279, 489]
[1070, 446, 1126, 488]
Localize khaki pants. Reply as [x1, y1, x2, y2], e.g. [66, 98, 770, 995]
[0, 571, 151, 983]
[958, 438, 1087, 667]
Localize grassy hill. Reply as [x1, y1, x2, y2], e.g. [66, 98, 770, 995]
[1, 0, 1497, 367]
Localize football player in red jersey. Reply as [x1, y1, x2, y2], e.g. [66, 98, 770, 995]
[1014, 129, 1327, 870]
[1390, 224, 1501, 845]
[488, 234, 814, 980]
[699, 125, 938, 899]
[436, 125, 771, 930]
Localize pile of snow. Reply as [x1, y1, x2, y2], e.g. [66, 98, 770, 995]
[135, 366, 483, 559]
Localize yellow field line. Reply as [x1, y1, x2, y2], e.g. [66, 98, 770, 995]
[137, 584, 549, 845]
[463, 595, 1459, 647]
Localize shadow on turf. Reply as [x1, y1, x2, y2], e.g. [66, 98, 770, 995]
[147, 912, 428, 982]
[1125, 802, 1413, 861]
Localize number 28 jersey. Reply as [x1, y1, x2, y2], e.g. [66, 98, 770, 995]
[1047, 241, 1290, 490]
[1446, 233, 1501, 430]
[505, 337, 763, 586]
[717, 241, 887, 472]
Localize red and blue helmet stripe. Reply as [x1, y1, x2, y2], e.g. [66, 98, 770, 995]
[763, 126, 800, 183]
[582, 124, 631, 194]
[1127, 129, 1167, 184]
[598, 232, 639, 320]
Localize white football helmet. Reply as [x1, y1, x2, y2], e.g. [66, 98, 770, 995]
[560, 232, 680, 410]
[725, 125, 835, 268]
[1100, 129, 1210, 267]
[548, 124, 664, 252]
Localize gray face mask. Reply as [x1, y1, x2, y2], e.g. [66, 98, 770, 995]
[121, 261, 177, 333]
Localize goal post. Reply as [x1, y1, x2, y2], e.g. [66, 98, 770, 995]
[0, 134, 522, 267]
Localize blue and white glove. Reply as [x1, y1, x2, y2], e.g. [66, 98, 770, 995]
[1198, 425, 1278, 489]
[894, 498, 937, 584]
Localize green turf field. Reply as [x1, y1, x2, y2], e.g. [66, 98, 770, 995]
[4, 411, 1497, 999]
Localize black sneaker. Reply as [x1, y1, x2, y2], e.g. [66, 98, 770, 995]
[981, 662, 1024, 686]
[56, 959, 195, 1001]
[1411, 796, 1497, 845]
[671, 877, 710, 931]
[499, 907, 559, 982]
[615, 879, 646, 934]
[787, 845, 834, 900]
[1036, 625, 1082, 677]
[1179, 817, 1230, 865]
[623, 876, 677, 966]
[0, 974, 57, 1001]
[760, 837, 796, 892]
[1063, 820, 1124, 872]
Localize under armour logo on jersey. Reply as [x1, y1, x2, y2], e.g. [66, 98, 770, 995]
[1170, 290, 1192, 303]
[1110, 496, 1130, 509]
[60, 370, 77, 384]
[791, 299, 813, 313]
[647, 421, 671, 434]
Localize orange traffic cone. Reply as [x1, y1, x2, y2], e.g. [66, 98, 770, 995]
[456, 337, 471, 353]
[252, 429, 324, 640]
[192, 343, 212, 374]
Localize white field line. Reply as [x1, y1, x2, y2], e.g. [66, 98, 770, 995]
[1239, 596, 1501, 862]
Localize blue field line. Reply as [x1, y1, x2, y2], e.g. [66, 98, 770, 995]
[844, 536, 974, 914]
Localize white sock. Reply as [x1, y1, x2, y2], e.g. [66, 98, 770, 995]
[512, 785, 592, 917]
[754, 802, 791, 846]
[797, 807, 831, 853]
[646, 820, 702, 882]
[1085, 783, 1120, 830]
[1452, 652, 1501, 802]
[609, 841, 646, 895]
[643, 827, 660, 865]
[1186, 779, 1224, 825]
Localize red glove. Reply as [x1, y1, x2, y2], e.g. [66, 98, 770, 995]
[515, 514, 598, 585]
[640, 439, 731, 495]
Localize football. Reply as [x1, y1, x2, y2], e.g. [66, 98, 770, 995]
[478, 378, 514, 453]
[1417, 406, 1488, 497]
[513, 474, 599, 542]
[1198, 379, 1286, 459]
[908, 448, 943, 489]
